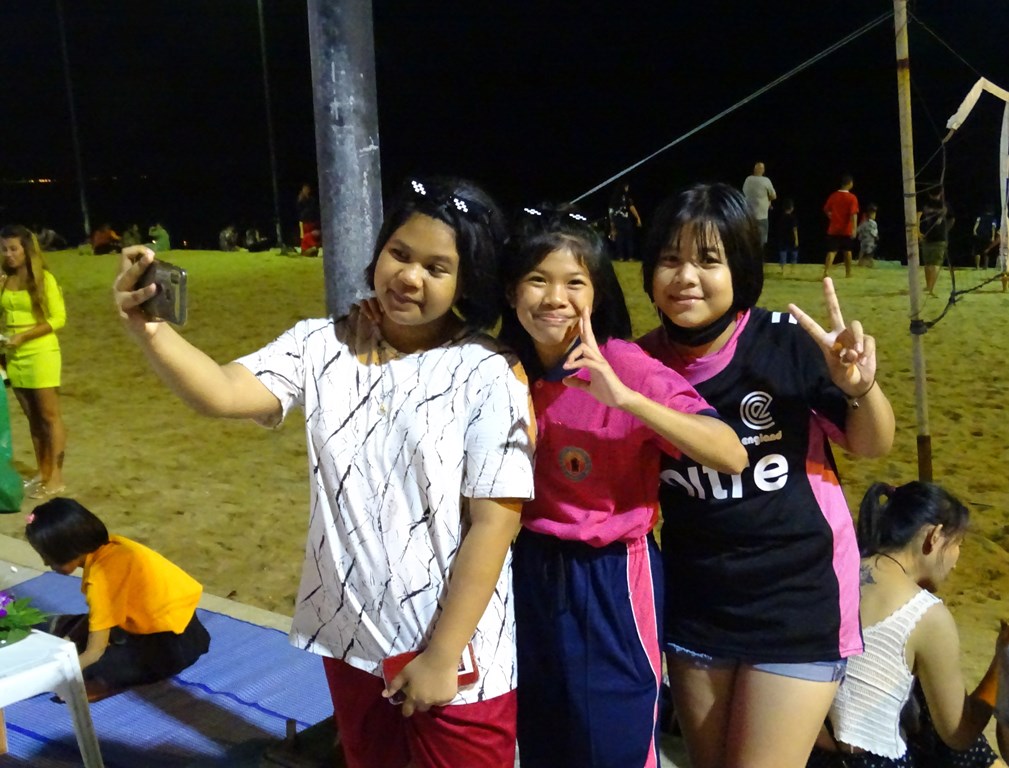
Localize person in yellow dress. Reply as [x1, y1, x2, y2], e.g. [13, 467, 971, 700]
[0, 225, 67, 497]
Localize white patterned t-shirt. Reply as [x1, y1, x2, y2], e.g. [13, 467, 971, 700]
[236, 314, 535, 704]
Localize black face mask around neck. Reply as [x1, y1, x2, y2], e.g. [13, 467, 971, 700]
[660, 308, 737, 348]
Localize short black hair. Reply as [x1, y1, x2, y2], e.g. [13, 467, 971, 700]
[25, 498, 109, 566]
[641, 183, 764, 313]
[499, 205, 631, 379]
[365, 177, 508, 331]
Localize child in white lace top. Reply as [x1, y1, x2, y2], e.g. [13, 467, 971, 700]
[808, 482, 1009, 768]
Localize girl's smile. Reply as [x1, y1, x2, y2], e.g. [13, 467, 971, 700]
[372, 213, 462, 351]
[652, 223, 734, 331]
[512, 247, 594, 368]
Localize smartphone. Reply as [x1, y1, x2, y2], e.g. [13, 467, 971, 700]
[137, 259, 187, 325]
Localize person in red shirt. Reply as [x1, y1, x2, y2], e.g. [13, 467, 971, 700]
[823, 174, 859, 278]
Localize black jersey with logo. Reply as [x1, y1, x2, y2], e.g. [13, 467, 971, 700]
[640, 308, 863, 662]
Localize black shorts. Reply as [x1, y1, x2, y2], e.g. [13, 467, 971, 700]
[826, 235, 855, 253]
[807, 745, 911, 768]
[920, 241, 947, 267]
[53, 611, 211, 687]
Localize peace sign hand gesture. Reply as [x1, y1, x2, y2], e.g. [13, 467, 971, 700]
[561, 306, 632, 409]
[788, 278, 877, 397]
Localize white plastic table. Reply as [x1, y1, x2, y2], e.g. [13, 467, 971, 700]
[0, 629, 105, 766]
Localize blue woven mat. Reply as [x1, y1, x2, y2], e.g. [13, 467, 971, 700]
[1, 571, 331, 767]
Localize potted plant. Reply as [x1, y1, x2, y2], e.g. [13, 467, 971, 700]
[0, 590, 47, 646]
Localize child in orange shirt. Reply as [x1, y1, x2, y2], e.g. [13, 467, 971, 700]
[25, 497, 210, 699]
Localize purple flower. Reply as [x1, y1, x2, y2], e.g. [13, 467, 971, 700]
[0, 591, 12, 608]
[0, 607, 6, 618]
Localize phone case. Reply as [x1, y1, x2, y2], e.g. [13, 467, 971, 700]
[138, 259, 188, 325]
[381, 643, 479, 689]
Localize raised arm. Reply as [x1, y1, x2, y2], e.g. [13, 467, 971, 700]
[562, 308, 748, 475]
[789, 278, 895, 458]
[912, 607, 1008, 750]
[113, 246, 281, 422]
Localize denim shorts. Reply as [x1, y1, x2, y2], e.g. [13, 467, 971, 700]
[666, 642, 847, 683]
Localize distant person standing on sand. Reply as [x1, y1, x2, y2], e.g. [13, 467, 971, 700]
[823, 174, 859, 278]
[856, 204, 879, 268]
[742, 161, 776, 247]
[918, 186, 954, 297]
[972, 205, 998, 270]
[777, 198, 800, 274]
[608, 181, 642, 261]
[297, 183, 322, 256]
[0, 225, 67, 499]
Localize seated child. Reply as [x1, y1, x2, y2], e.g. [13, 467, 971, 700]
[808, 482, 1007, 768]
[25, 497, 210, 699]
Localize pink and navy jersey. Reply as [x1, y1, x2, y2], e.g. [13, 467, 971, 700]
[639, 308, 863, 663]
[523, 338, 716, 547]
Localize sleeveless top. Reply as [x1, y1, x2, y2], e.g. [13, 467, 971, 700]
[830, 589, 942, 758]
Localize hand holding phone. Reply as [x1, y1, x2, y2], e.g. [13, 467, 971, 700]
[136, 259, 187, 325]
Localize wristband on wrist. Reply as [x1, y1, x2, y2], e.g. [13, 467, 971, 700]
[845, 379, 877, 409]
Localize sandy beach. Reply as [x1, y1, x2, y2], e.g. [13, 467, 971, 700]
[0, 250, 1006, 739]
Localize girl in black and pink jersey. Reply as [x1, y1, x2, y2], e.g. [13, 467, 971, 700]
[638, 183, 896, 768]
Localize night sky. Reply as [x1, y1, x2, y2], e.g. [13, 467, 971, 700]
[1, 1, 1007, 252]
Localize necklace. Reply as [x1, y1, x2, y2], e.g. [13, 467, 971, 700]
[877, 552, 908, 575]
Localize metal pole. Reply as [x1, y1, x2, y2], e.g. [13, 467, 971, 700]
[306, 0, 382, 316]
[55, 0, 90, 241]
[256, 0, 285, 251]
[894, 0, 931, 480]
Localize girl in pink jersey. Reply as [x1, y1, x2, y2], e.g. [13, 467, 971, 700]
[498, 205, 746, 768]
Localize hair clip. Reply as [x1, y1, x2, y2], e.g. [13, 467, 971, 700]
[521, 206, 588, 223]
[25, 512, 35, 524]
[406, 179, 491, 223]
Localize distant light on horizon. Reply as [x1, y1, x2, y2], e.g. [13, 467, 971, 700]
[1, 177, 56, 185]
